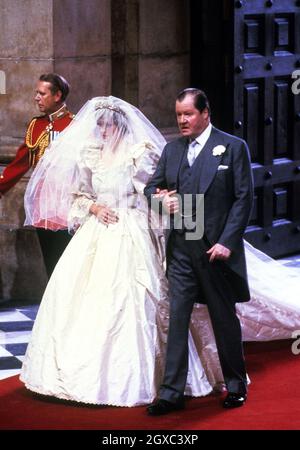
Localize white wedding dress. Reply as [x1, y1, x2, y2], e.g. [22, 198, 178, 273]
[20, 142, 300, 406]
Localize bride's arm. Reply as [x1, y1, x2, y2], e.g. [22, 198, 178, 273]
[67, 164, 96, 231]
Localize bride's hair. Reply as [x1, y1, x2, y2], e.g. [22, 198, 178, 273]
[95, 101, 130, 154]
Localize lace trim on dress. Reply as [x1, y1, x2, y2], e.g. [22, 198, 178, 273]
[21, 381, 153, 407]
[68, 196, 94, 230]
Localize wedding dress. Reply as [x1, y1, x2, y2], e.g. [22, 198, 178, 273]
[20, 140, 215, 405]
[20, 96, 300, 407]
[20, 140, 300, 406]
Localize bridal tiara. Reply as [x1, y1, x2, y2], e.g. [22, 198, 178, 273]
[94, 100, 126, 117]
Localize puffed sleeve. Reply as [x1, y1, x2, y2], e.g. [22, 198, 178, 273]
[67, 143, 98, 231]
[131, 141, 161, 194]
[131, 141, 165, 264]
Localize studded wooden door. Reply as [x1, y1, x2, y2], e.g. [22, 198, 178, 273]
[191, 0, 300, 257]
[233, 0, 300, 257]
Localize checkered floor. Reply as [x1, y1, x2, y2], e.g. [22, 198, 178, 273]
[0, 304, 38, 380]
[1, 254, 300, 381]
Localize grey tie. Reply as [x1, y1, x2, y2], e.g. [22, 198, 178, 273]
[187, 140, 197, 167]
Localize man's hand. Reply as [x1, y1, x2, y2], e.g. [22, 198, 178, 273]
[161, 190, 179, 214]
[206, 243, 232, 262]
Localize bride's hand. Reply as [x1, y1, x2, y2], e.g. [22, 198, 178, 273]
[90, 203, 119, 225]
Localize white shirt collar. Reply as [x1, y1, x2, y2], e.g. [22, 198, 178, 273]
[194, 122, 212, 148]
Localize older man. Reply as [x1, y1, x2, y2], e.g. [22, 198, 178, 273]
[145, 88, 253, 414]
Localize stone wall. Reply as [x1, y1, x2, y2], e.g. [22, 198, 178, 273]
[0, 0, 188, 302]
[110, 0, 190, 129]
[139, 0, 190, 128]
[53, 0, 112, 112]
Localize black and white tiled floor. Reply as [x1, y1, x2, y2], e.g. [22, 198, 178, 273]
[0, 304, 38, 380]
[0, 254, 300, 381]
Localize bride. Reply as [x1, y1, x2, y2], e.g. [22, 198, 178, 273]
[20, 96, 300, 406]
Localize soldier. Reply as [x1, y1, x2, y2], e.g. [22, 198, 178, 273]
[0, 73, 74, 277]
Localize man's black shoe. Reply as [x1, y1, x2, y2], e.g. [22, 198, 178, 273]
[147, 398, 185, 416]
[223, 392, 247, 409]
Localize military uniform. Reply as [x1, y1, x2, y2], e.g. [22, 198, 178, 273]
[0, 104, 75, 278]
[0, 104, 74, 193]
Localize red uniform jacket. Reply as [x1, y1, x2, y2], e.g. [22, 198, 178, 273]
[0, 105, 74, 194]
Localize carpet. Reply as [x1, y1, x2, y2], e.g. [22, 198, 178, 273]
[0, 340, 299, 431]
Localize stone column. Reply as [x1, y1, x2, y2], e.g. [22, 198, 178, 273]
[139, 0, 190, 131]
[53, 0, 112, 112]
[111, 0, 139, 106]
[111, 0, 190, 134]
[0, 0, 191, 303]
[0, 0, 112, 303]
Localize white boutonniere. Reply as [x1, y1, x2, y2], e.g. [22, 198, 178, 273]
[212, 145, 226, 157]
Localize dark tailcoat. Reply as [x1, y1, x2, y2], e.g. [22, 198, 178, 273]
[145, 126, 254, 302]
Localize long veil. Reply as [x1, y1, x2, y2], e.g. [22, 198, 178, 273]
[24, 96, 166, 230]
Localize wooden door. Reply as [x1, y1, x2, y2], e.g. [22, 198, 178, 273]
[191, 0, 300, 256]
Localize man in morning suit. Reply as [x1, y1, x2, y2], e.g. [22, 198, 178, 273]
[0, 73, 74, 277]
[144, 88, 254, 415]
